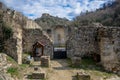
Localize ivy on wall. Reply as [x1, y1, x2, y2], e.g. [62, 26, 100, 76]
[0, 22, 13, 52]
[2, 23, 13, 40]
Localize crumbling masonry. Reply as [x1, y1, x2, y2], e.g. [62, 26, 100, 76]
[0, 2, 120, 73]
[67, 24, 120, 73]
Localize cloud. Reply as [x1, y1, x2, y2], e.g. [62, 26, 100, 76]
[0, 0, 115, 20]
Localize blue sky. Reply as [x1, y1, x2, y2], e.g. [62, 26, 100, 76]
[0, 0, 114, 20]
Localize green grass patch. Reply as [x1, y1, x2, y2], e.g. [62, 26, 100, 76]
[19, 64, 29, 68]
[68, 58, 116, 78]
[7, 67, 19, 76]
[6, 56, 30, 79]
[0, 79, 3, 80]
[81, 58, 96, 65]
[7, 65, 29, 79]
[68, 57, 103, 71]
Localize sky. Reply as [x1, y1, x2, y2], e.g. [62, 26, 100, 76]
[0, 0, 115, 20]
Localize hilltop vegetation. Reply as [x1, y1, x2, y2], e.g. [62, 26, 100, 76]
[35, 13, 69, 28]
[72, 0, 120, 27]
[35, 0, 120, 27]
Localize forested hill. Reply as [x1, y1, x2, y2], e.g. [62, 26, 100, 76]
[73, 0, 120, 27]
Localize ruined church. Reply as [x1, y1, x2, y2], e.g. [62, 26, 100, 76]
[0, 2, 120, 73]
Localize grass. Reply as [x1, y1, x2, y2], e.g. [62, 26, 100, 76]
[7, 67, 19, 77]
[6, 55, 30, 79]
[19, 64, 29, 69]
[81, 58, 96, 65]
[7, 63, 29, 79]
[79, 58, 103, 70]
[20, 64, 29, 67]
[68, 57, 102, 70]
[67, 57, 116, 78]
[0, 78, 4, 80]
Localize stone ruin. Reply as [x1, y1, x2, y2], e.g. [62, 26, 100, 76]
[31, 67, 46, 79]
[76, 72, 91, 80]
[98, 27, 120, 73]
[41, 56, 50, 67]
[1, 5, 53, 65]
[67, 24, 120, 73]
[0, 2, 120, 74]
[71, 54, 81, 66]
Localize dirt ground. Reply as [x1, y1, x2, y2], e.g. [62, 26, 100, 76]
[24, 59, 120, 80]
[44, 59, 120, 80]
[45, 59, 76, 80]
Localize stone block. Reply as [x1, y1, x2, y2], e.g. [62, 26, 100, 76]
[34, 57, 41, 61]
[41, 56, 50, 67]
[76, 72, 91, 80]
[117, 71, 120, 76]
[29, 67, 46, 79]
[31, 71, 46, 79]
[72, 56, 81, 66]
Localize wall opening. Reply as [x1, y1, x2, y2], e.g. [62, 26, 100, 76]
[53, 47, 67, 59]
[53, 25, 67, 59]
[32, 41, 44, 61]
[93, 53, 101, 63]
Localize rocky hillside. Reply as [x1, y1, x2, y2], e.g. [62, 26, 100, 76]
[35, 13, 70, 28]
[73, 0, 120, 26]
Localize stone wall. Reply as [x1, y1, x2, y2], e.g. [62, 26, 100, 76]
[1, 2, 120, 73]
[1, 6, 53, 64]
[67, 25, 120, 73]
[0, 9, 22, 64]
[22, 19, 53, 58]
[39, 25, 68, 47]
[0, 13, 3, 51]
[67, 25, 99, 58]
[98, 27, 120, 72]
[4, 26, 22, 64]
[22, 28, 53, 58]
